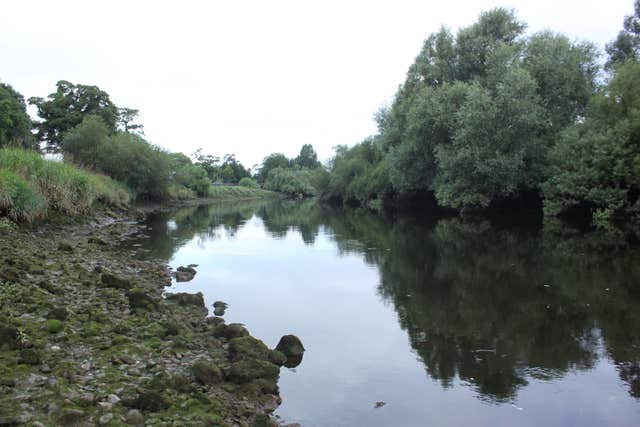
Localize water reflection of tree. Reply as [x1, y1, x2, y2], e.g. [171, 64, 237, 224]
[131, 200, 640, 401]
[323, 212, 640, 402]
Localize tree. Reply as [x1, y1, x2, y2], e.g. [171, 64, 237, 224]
[193, 149, 221, 182]
[0, 82, 34, 149]
[258, 153, 292, 183]
[29, 80, 118, 151]
[117, 108, 144, 134]
[606, 0, 640, 68]
[295, 144, 321, 169]
[62, 115, 110, 168]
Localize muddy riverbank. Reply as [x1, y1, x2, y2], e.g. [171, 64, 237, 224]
[0, 206, 297, 426]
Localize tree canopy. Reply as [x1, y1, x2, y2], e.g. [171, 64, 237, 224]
[0, 83, 34, 149]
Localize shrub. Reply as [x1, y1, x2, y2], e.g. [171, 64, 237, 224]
[238, 177, 259, 189]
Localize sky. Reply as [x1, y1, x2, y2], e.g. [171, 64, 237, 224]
[0, 0, 634, 169]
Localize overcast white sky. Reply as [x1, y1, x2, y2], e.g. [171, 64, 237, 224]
[0, 0, 633, 168]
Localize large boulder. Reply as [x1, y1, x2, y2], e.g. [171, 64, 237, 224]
[275, 335, 305, 358]
[165, 292, 204, 307]
[228, 336, 271, 362]
[127, 288, 158, 311]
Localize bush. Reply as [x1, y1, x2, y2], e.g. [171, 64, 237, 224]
[0, 148, 129, 221]
[238, 177, 259, 189]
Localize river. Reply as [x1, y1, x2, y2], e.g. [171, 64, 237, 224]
[124, 199, 640, 426]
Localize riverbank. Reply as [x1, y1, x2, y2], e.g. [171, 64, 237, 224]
[0, 205, 296, 426]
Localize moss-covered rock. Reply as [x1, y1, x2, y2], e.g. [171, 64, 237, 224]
[213, 323, 249, 340]
[127, 288, 158, 311]
[0, 325, 19, 350]
[18, 348, 41, 365]
[46, 307, 70, 321]
[57, 242, 74, 252]
[165, 292, 205, 307]
[228, 360, 280, 384]
[191, 360, 224, 385]
[229, 336, 271, 362]
[101, 273, 132, 290]
[123, 389, 170, 412]
[268, 350, 287, 367]
[275, 335, 305, 358]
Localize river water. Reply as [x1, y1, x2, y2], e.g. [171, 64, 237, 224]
[126, 199, 640, 426]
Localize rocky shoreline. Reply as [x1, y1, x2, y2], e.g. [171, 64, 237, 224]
[0, 206, 300, 426]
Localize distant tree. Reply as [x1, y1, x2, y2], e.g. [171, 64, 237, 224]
[62, 115, 110, 168]
[258, 153, 291, 183]
[606, 0, 640, 68]
[0, 82, 34, 149]
[29, 80, 118, 151]
[295, 144, 321, 169]
[193, 149, 221, 182]
[117, 108, 144, 134]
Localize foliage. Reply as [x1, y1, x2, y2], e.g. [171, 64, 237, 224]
[606, 0, 640, 68]
[239, 177, 260, 188]
[295, 144, 321, 169]
[0, 83, 34, 149]
[29, 80, 119, 151]
[322, 7, 600, 213]
[543, 62, 640, 222]
[117, 107, 144, 134]
[264, 167, 317, 197]
[193, 150, 251, 184]
[169, 153, 211, 197]
[0, 148, 129, 221]
[257, 153, 291, 183]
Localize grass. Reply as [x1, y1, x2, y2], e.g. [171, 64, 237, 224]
[0, 148, 130, 222]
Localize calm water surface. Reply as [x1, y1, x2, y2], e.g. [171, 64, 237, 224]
[126, 200, 640, 426]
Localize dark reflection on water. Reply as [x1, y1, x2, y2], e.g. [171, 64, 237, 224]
[124, 199, 640, 426]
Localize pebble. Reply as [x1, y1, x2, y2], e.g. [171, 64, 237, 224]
[99, 413, 114, 425]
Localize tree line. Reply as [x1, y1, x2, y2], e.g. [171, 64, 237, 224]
[319, 2, 640, 227]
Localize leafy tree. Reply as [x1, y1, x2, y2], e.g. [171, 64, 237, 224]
[220, 154, 251, 184]
[62, 115, 110, 168]
[0, 83, 34, 149]
[193, 149, 221, 182]
[258, 153, 292, 183]
[169, 153, 211, 196]
[295, 144, 321, 169]
[29, 80, 118, 151]
[264, 167, 316, 197]
[239, 177, 260, 188]
[117, 108, 144, 134]
[543, 62, 640, 222]
[606, 0, 640, 68]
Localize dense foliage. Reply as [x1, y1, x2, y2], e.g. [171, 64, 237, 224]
[258, 144, 326, 196]
[0, 83, 34, 149]
[320, 3, 640, 226]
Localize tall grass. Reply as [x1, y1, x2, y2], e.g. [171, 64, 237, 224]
[0, 148, 130, 222]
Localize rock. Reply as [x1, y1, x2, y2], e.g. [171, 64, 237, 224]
[59, 408, 85, 424]
[229, 336, 271, 362]
[275, 335, 305, 358]
[125, 409, 144, 426]
[205, 316, 225, 327]
[213, 323, 249, 340]
[228, 360, 280, 383]
[213, 306, 226, 317]
[191, 360, 224, 385]
[101, 273, 132, 290]
[46, 307, 70, 321]
[173, 266, 197, 282]
[88, 237, 107, 246]
[57, 242, 74, 252]
[0, 325, 19, 350]
[107, 394, 121, 404]
[123, 389, 170, 412]
[213, 301, 227, 309]
[18, 348, 40, 365]
[45, 319, 63, 334]
[98, 413, 113, 425]
[165, 292, 206, 310]
[269, 350, 287, 367]
[127, 288, 157, 311]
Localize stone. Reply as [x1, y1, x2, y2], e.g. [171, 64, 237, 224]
[123, 390, 170, 412]
[98, 413, 113, 425]
[125, 409, 144, 426]
[269, 350, 287, 367]
[275, 335, 305, 358]
[101, 273, 132, 290]
[57, 242, 74, 252]
[174, 266, 196, 282]
[18, 348, 41, 365]
[47, 307, 70, 321]
[165, 292, 205, 308]
[0, 325, 19, 350]
[127, 288, 157, 311]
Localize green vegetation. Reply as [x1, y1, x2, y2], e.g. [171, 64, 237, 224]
[0, 83, 34, 149]
[258, 144, 327, 197]
[0, 148, 129, 221]
[319, 2, 640, 228]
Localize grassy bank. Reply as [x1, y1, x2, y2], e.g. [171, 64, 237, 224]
[0, 148, 130, 222]
[205, 185, 275, 201]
